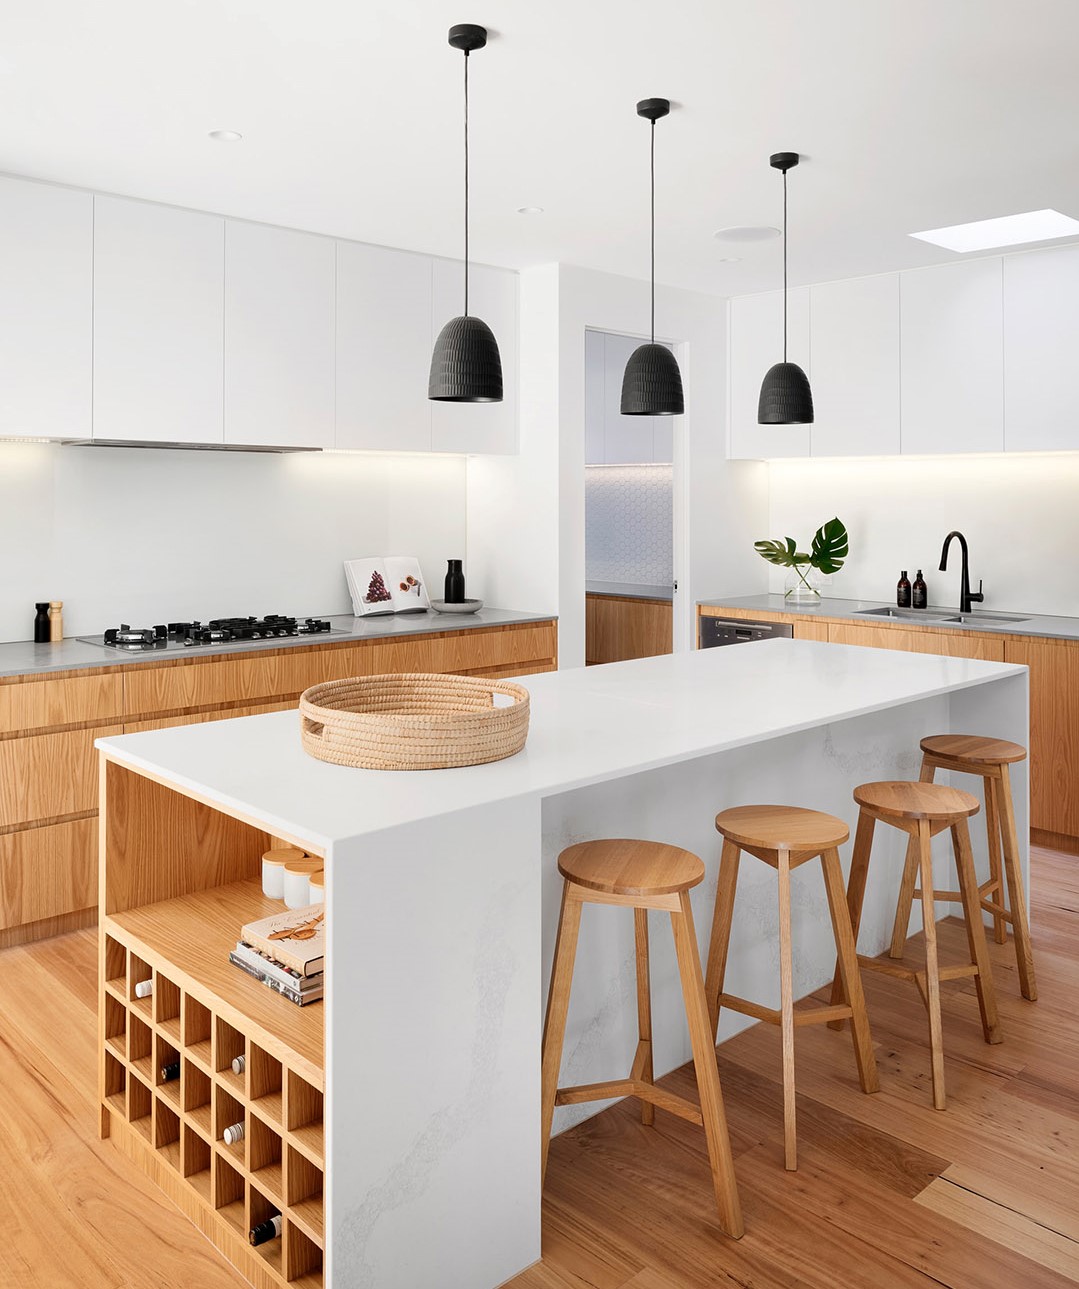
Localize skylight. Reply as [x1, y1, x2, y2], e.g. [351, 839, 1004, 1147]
[910, 209, 1079, 253]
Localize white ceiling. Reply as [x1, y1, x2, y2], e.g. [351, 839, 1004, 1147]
[3, 1, 1079, 297]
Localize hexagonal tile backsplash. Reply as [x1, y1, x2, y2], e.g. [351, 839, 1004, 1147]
[585, 464, 673, 586]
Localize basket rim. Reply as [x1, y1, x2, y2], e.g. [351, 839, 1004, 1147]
[299, 672, 530, 730]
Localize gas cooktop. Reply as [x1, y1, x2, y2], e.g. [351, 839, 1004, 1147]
[78, 615, 349, 652]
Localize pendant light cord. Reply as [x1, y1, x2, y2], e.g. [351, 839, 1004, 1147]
[650, 119, 656, 344]
[782, 167, 788, 363]
[461, 50, 469, 317]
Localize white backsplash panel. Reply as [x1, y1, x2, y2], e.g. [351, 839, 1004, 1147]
[585, 463, 673, 587]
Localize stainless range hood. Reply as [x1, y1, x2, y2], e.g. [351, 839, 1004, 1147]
[63, 439, 323, 453]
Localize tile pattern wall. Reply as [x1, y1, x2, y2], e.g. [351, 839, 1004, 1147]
[585, 464, 673, 586]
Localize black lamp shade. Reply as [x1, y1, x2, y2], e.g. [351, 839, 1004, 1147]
[758, 361, 814, 424]
[620, 342, 684, 416]
[428, 315, 503, 403]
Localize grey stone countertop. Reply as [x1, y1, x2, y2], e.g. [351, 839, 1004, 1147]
[0, 608, 557, 680]
[587, 581, 674, 601]
[696, 593, 1079, 643]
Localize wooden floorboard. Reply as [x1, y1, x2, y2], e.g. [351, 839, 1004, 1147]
[0, 846, 1076, 1286]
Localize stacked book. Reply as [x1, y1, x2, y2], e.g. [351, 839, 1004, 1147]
[230, 904, 324, 1006]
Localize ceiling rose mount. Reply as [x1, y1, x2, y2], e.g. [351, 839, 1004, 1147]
[620, 96, 685, 417]
[758, 150, 814, 425]
[428, 22, 504, 404]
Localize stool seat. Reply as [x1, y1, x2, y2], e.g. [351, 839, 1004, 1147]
[557, 839, 704, 897]
[853, 780, 979, 822]
[920, 734, 1027, 766]
[714, 805, 849, 856]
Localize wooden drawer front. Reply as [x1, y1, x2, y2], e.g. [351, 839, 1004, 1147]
[123, 650, 326, 717]
[1004, 638, 1078, 838]
[0, 725, 121, 827]
[124, 699, 296, 734]
[827, 624, 1004, 661]
[321, 624, 558, 682]
[0, 816, 96, 930]
[0, 671, 123, 735]
[793, 621, 831, 641]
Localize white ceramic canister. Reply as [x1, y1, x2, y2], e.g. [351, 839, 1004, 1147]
[283, 859, 324, 910]
[262, 847, 306, 899]
[307, 870, 325, 905]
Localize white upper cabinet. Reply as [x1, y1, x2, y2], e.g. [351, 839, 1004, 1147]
[810, 273, 900, 456]
[900, 259, 1003, 454]
[336, 241, 433, 452]
[1004, 243, 1079, 452]
[603, 332, 655, 464]
[430, 260, 518, 455]
[225, 221, 335, 448]
[0, 177, 92, 439]
[93, 196, 224, 443]
[728, 287, 811, 459]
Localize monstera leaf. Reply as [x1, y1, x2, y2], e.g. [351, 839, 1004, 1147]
[809, 517, 849, 574]
[753, 536, 809, 567]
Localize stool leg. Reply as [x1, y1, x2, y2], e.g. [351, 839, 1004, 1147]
[889, 755, 936, 958]
[916, 818, 947, 1111]
[704, 839, 741, 1039]
[983, 772, 1007, 945]
[634, 908, 655, 1127]
[952, 818, 1003, 1045]
[541, 883, 583, 1183]
[777, 846, 797, 1170]
[670, 890, 744, 1238]
[996, 766, 1038, 1002]
[828, 809, 875, 1028]
[821, 847, 879, 1095]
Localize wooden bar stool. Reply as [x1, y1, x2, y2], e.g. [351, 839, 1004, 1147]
[828, 781, 1002, 1111]
[889, 735, 1036, 1001]
[704, 806, 878, 1172]
[541, 838, 744, 1238]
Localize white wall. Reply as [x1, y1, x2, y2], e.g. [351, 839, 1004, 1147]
[0, 442, 466, 641]
[468, 263, 768, 668]
[767, 452, 1079, 616]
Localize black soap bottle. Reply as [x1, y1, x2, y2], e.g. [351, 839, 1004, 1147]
[444, 559, 466, 605]
[912, 570, 928, 610]
[34, 603, 51, 643]
[896, 571, 911, 609]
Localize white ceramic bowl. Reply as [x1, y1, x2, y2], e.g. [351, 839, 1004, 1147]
[429, 598, 484, 615]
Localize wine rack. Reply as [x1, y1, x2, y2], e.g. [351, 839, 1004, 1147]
[102, 932, 323, 1287]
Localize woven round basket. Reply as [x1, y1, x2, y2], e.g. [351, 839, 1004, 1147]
[298, 672, 530, 770]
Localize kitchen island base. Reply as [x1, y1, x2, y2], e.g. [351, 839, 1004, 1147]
[96, 643, 1028, 1289]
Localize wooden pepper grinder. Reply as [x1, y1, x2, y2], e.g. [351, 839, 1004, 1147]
[48, 601, 63, 643]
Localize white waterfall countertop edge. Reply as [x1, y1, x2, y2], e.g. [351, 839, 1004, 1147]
[96, 640, 1026, 853]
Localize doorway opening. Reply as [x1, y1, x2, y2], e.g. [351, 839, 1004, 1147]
[584, 329, 676, 666]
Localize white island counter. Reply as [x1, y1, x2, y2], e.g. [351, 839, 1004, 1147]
[96, 641, 1028, 1289]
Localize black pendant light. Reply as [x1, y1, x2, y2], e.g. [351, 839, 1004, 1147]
[758, 152, 814, 425]
[428, 23, 503, 404]
[621, 98, 684, 417]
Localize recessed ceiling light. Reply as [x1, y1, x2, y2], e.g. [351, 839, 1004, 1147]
[910, 208, 1079, 252]
[713, 225, 781, 243]
[516, 206, 544, 215]
[208, 130, 243, 143]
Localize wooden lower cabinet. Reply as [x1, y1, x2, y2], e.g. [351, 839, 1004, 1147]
[0, 618, 557, 945]
[586, 594, 672, 665]
[826, 622, 1005, 661]
[1003, 636, 1079, 841]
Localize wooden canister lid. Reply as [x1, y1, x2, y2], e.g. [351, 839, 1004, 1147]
[284, 858, 324, 875]
[308, 871, 325, 890]
[263, 847, 306, 867]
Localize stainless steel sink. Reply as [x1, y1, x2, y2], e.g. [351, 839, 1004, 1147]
[856, 607, 955, 623]
[937, 612, 1030, 625]
[856, 606, 1029, 626]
